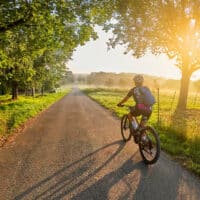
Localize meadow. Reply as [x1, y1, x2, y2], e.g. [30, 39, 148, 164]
[82, 87, 200, 176]
[0, 87, 71, 144]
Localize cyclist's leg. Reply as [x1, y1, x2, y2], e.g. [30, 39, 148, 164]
[128, 106, 141, 143]
[140, 109, 152, 127]
[140, 111, 154, 146]
[140, 116, 149, 127]
[127, 112, 133, 121]
[128, 106, 140, 122]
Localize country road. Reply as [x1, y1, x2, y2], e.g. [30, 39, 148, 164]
[0, 87, 200, 200]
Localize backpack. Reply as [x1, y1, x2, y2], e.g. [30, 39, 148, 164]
[139, 86, 156, 106]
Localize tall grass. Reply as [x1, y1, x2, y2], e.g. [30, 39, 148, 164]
[82, 87, 200, 176]
[0, 88, 71, 139]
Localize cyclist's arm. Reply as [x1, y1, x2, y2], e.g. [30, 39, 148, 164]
[117, 89, 133, 106]
[118, 95, 130, 106]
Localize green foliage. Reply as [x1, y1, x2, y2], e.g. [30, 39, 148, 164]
[82, 87, 200, 177]
[0, 1, 115, 98]
[104, 0, 200, 110]
[107, 1, 200, 66]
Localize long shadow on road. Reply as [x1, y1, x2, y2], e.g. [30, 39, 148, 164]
[15, 140, 125, 200]
[14, 139, 190, 200]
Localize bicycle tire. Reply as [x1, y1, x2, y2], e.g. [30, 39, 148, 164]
[138, 126, 160, 164]
[121, 115, 132, 142]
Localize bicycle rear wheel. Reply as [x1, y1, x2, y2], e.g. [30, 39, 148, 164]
[121, 115, 132, 142]
[139, 126, 160, 164]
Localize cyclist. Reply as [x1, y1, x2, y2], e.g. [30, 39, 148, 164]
[117, 74, 153, 135]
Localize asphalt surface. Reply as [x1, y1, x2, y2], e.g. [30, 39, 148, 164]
[0, 87, 200, 200]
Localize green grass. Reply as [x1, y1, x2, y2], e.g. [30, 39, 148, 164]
[82, 87, 200, 177]
[0, 88, 71, 138]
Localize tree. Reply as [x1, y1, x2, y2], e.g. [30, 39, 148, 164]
[0, 0, 115, 99]
[0, 0, 117, 99]
[119, 77, 128, 88]
[105, 78, 114, 87]
[105, 0, 200, 111]
[32, 49, 70, 94]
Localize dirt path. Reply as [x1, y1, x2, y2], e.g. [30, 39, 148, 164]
[0, 87, 200, 200]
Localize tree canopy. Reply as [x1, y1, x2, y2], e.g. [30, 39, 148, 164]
[1, 0, 199, 111]
[105, 0, 200, 111]
[0, 0, 115, 98]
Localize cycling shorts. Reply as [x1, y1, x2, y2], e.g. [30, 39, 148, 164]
[130, 104, 152, 121]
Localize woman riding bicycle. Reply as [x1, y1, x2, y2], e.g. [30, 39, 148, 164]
[117, 74, 154, 129]
[118, 75, 160, 164]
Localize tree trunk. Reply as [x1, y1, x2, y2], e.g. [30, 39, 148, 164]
[31, 87, 35, 97]
[25, 88, 28, 96]
[176, 69, 192, 111]
[12, 81, 18, 100]
[41, 87, 44, 96]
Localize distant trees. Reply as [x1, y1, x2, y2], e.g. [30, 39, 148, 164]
[105, 78, 114, 87]
[76, 72, 136, 87]
[119, 78, 129, 88]
[76, 72, 188, 91]
[85, 72, 124, 87]
[65, 71, 74, 83]
[77, 75, 87, 84]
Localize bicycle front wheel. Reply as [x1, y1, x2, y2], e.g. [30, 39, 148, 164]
[139, 126, 160, 164]
[121, 115, 132, 142]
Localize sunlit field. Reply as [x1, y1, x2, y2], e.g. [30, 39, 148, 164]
[82, 86, 200, 176]
[0, 87, 71, 142]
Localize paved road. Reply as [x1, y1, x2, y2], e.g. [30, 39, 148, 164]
[0, 88, 200, 200]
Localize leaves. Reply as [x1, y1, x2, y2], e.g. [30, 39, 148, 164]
[106, 0, 200, 71]
[0, 0, 115, 96]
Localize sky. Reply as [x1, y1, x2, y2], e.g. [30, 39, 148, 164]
[68, 27, 200, 80]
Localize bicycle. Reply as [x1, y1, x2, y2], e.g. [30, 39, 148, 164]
[120, 105, 160, 164]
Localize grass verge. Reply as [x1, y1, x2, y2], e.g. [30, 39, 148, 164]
[82, 87, 200, 177]
[0, 88, 71, 145]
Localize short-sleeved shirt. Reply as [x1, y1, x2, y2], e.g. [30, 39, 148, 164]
[127, 86, 152, 119]
[127, 86, 145, 104]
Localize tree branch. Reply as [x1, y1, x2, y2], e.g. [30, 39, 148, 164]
[0, 6, 33, 33]
[190, 60, 200, 73]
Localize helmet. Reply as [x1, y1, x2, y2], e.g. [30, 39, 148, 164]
[133, 74, 144, 85]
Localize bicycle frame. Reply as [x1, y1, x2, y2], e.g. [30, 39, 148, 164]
[121, 105, 144, 131]
[120, 104, 160, 164]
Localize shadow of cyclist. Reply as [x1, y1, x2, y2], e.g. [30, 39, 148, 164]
[15, 140, 125, 200]
[70, 154, 184, 200]
[15, 139, 200, 200]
